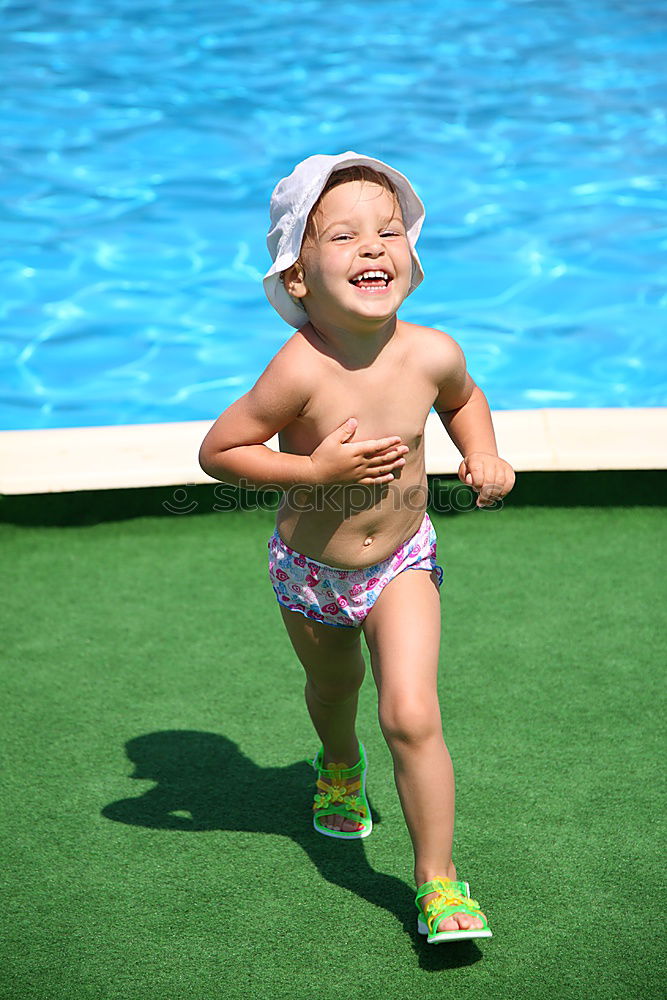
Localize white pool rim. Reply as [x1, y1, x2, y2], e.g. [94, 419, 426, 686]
[0, 408, 665, 494]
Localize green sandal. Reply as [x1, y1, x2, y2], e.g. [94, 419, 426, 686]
[416, 876, 492, 943]
[311, 743, 373, 840]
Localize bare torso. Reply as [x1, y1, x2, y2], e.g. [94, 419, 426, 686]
[275, 320, 446, 568]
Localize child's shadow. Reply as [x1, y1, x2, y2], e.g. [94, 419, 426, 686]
[102, 730, 481, 968]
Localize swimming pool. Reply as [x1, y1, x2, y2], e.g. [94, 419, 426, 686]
[2, 0, 665, 430]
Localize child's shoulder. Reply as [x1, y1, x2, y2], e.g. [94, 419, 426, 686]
[398, 320, 467, 380]
[263, 328, 317, 380]
[400, 318, 463, 349]
[258, 325, 340, 401]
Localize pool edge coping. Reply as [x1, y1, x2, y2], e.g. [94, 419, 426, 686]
[0, 407, 665, 495]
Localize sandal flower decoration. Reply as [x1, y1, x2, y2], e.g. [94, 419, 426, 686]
[312, 785, 346, 809]
[312, 788, 367, 816]
[342, 794, 367, 817]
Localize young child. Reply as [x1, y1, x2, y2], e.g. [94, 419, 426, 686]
[199, 152, 515, 944]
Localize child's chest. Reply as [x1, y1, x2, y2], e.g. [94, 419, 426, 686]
[293, 351, 438, 453]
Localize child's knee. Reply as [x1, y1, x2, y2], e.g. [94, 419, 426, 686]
[378, 697, 441, 748]
[306, 669, 364, 706]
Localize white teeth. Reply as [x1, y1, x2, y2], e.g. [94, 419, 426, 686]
[353, 270, 390, 281]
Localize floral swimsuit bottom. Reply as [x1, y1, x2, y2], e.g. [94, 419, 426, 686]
[268, 511, 444, 629]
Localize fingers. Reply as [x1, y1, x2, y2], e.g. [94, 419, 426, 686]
[374, 460, 405, 477]
[475, 483, 505, 507]
[355, 435, 404, 456]
[337, 417, 358, 443]
[360, 452, 407, 483]
[458, 454, 516, 507]
[460, 455, 489, 490]
[321, 430, 411, 485]
[353, 440, 408, 484]
[365, 445, 409, 468]
[358, 472, 396, 485]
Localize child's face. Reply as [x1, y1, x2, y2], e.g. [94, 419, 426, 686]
[287, 180, 413, 328]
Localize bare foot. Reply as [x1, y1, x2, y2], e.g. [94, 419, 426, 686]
[418, 865, 487, 933]
[315, 752, 366, 834]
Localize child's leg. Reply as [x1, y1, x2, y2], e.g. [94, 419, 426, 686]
[278, 606, 367, 833]
[362, 568, 485, 931]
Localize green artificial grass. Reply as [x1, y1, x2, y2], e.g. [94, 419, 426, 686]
[1, 488, 665, 999]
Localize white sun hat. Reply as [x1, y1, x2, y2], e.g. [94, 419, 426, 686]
[263, 151, 425, 328]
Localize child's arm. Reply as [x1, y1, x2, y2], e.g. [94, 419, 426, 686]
[432, 336, 515, 507]
[199, 345, 408, 489]
[198, 348, 314, 489]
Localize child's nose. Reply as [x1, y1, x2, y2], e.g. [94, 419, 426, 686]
[359, 241, 383, 257]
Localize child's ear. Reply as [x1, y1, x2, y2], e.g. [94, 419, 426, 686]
[282, 262, 307, 299]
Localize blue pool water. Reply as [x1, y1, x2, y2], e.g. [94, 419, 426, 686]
[1, 0, 666, 430]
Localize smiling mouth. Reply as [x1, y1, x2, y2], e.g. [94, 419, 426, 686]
[349, 269, 393, 292]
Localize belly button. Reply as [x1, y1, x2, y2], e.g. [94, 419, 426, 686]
[363, 536, 373, 547]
